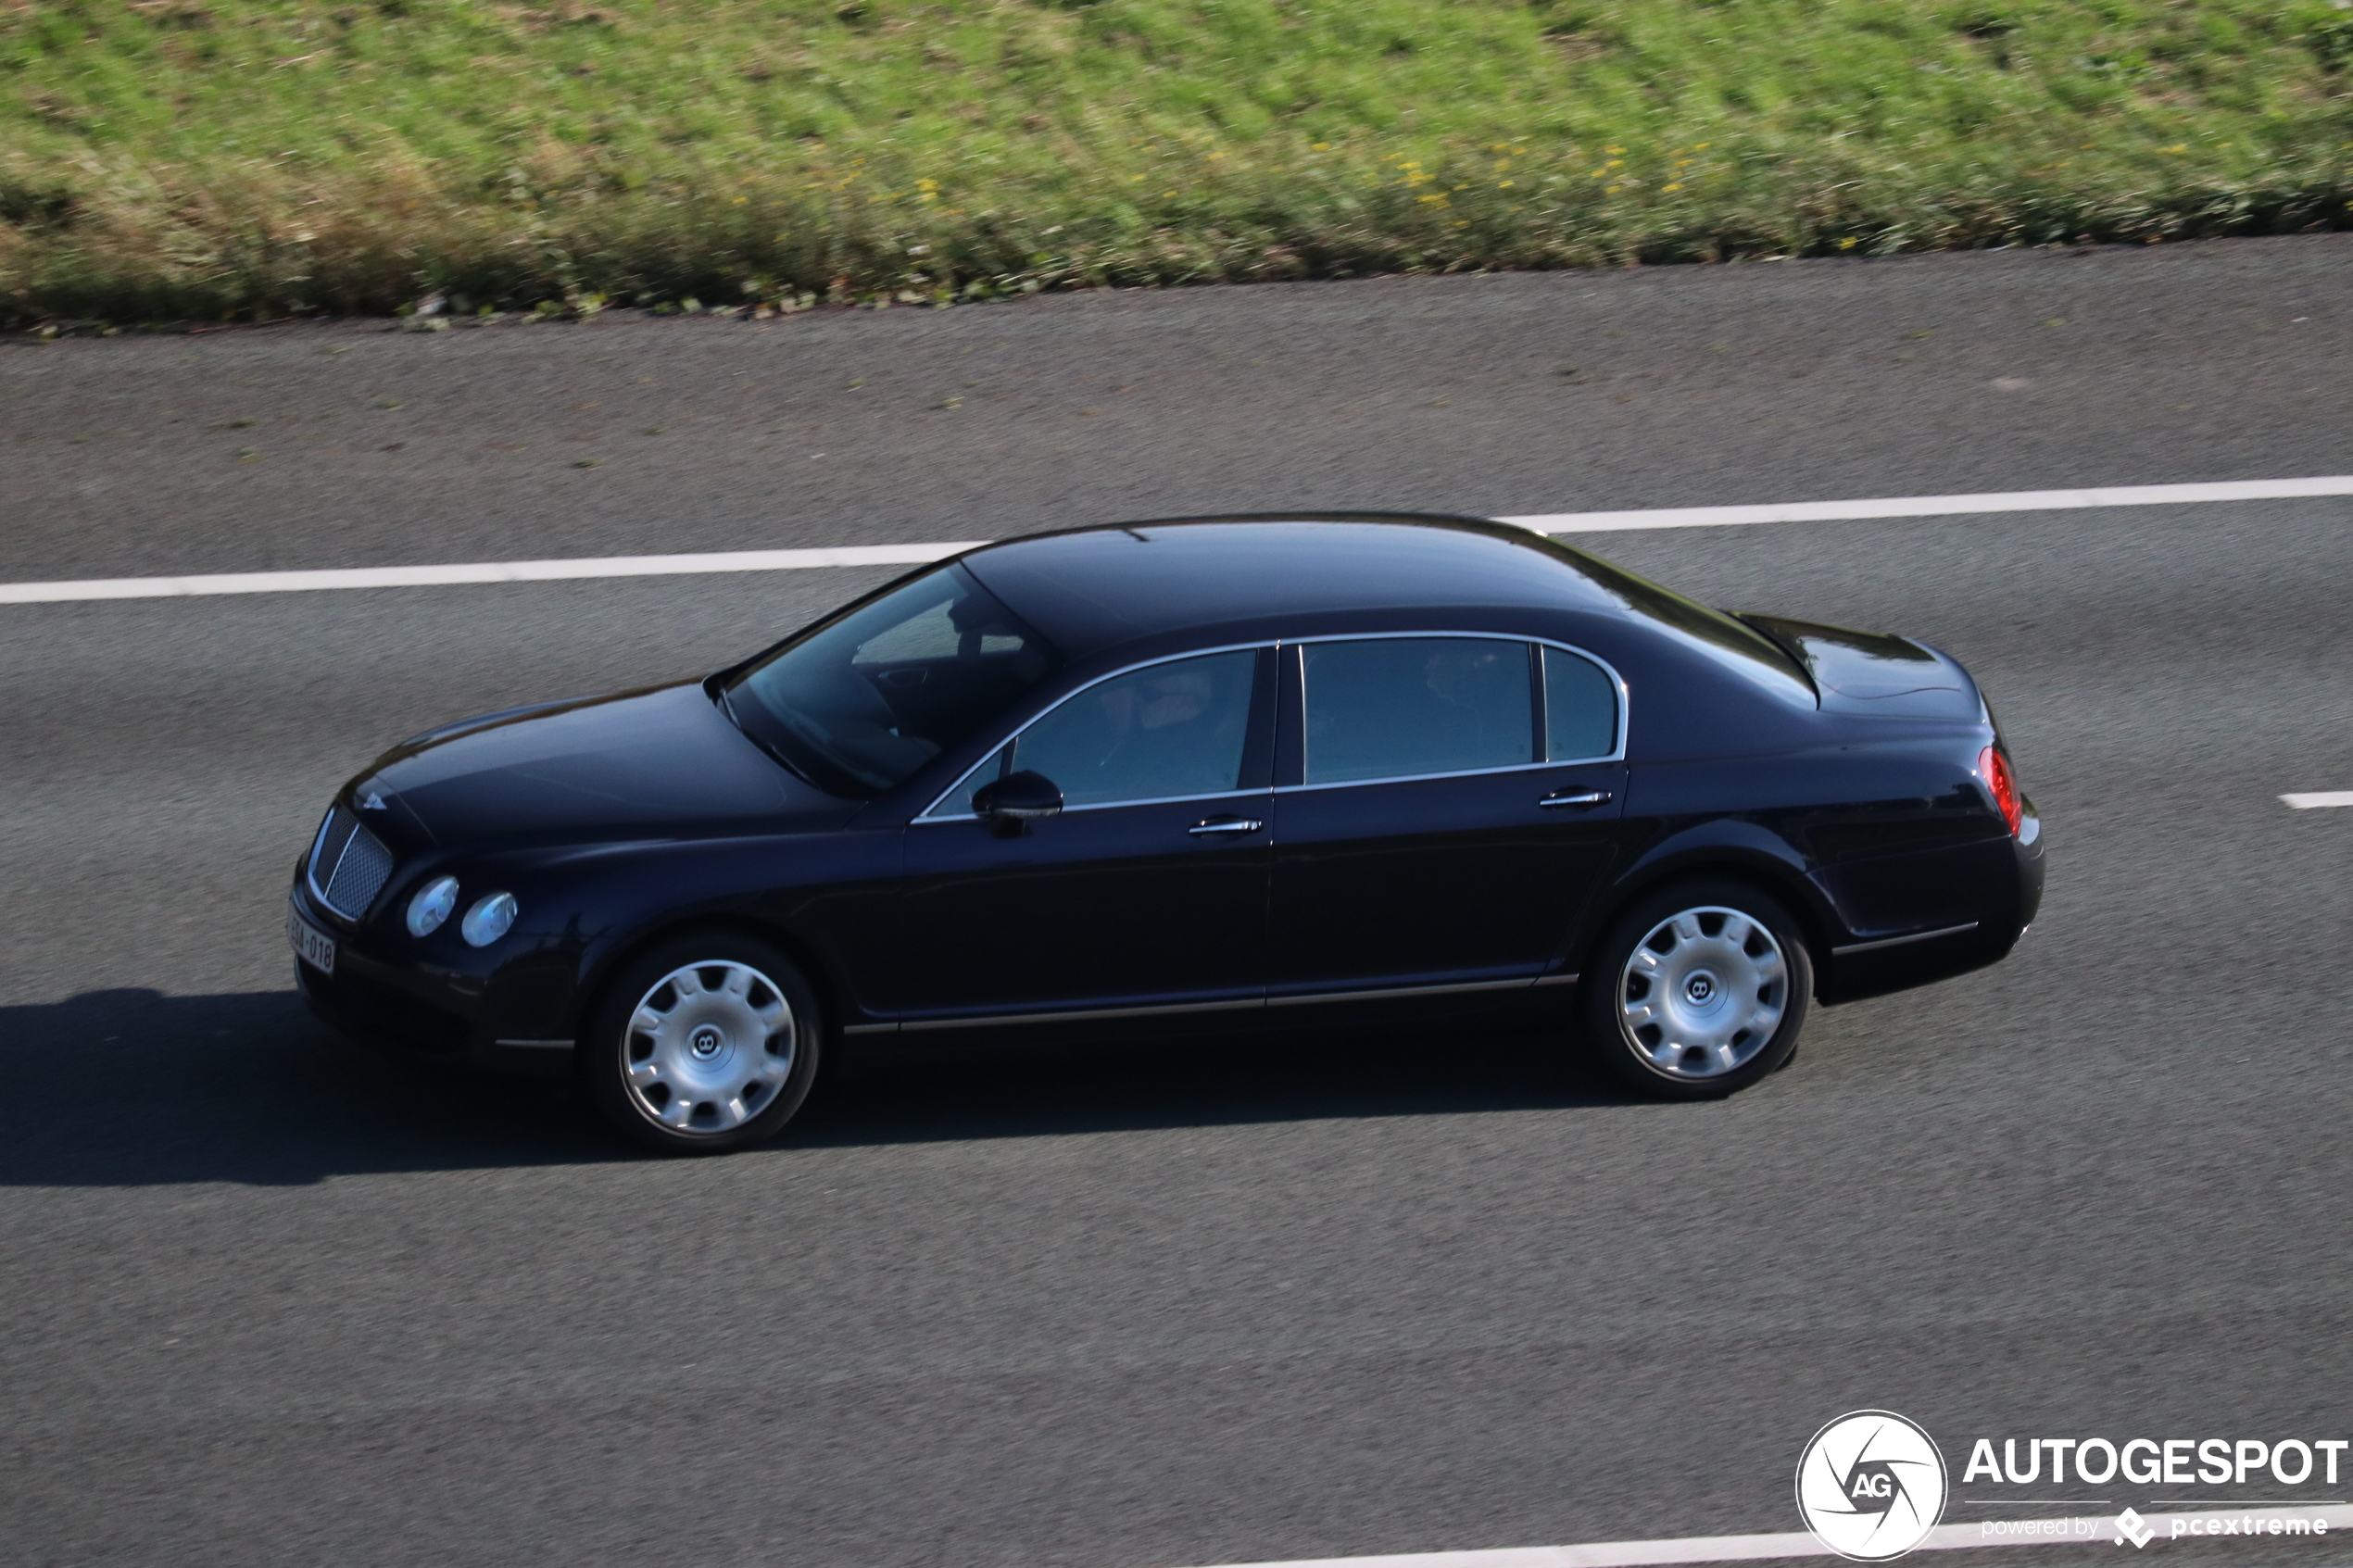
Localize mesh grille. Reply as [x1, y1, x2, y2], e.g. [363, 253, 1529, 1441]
[313, 807, 396, 920]
[314, 807, 358, 875]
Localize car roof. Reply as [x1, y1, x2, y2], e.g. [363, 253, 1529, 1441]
[955, 514, 1633, 657]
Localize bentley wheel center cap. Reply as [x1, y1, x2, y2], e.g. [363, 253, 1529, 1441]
[1686, 972, 1717, 1004]
[688, 1024, 725, 1060]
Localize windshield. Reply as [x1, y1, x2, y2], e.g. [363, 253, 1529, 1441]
[724, 564, 1063, 796]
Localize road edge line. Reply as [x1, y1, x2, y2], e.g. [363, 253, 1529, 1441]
[1182, 1504, 2353, 1568]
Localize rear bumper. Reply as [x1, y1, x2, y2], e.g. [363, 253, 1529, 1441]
[1816, 809, 2044, 1004]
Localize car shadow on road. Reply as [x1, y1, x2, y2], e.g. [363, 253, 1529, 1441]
[0, 986, 1644, 1186]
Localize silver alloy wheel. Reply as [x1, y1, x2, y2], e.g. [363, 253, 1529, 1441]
[622, 960, 797, 1135]
[1616, 905, 1788, 1080]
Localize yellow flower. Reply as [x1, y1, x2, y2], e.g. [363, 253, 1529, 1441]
[1313, 141, 1330, 150]
[1663, 182, 1681, 192]
[1499, 180, 1515, 188]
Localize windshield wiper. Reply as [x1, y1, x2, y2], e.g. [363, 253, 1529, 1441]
[714, 684, 819, 789]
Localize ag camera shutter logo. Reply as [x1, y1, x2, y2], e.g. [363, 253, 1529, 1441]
[1795, 1410, 1950, 1561]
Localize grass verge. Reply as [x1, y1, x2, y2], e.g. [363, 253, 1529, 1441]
[6, 0, 2353, 327]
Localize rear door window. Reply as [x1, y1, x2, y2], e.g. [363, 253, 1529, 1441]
[1301, 637, 1534, 785]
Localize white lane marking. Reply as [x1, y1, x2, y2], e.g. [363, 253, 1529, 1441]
[2283, 791, 2353, 809]
[1187, 1504, 2353, 1568]
[1504, 473, 2353, 533]
[0, 543, 988, 605]
[5, 472, 2352, 606]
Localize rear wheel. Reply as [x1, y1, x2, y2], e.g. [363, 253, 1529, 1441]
[1581, 880, 1813, 1098]
[582, 933, 822, 1153]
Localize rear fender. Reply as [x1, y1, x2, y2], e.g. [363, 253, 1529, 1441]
[1568, 818, 1843, 994]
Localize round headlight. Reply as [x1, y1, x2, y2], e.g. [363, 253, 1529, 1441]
[406, 875, 460, 937]
[460, 891, 519, 947]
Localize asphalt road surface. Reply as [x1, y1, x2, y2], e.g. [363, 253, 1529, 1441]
[4, 235, 2352, 1568]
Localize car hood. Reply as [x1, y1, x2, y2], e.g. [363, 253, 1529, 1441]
[1734, 614, 1985, 720]
[366, 682, 848, 846]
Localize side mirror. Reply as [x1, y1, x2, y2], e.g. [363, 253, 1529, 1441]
[970, 770, 1063, 837]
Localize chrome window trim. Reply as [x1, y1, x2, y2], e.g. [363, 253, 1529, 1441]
[1287, 630, 1629, 790]
[916, 640, 1276, 822]
[1276, 757, 1583, 794]
[913, 631, 1628, 820]
[916, 784, 1272, 824]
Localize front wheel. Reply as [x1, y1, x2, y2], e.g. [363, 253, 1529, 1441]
[1580, 881, 1814, 1098]
[582, 933, 823, 1153]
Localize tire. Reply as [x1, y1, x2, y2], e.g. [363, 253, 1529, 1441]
[581, 932, 823, 1154]
[1579, 879, 1814, 1099]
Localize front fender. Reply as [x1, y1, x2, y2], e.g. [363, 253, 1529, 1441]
[463, 829, 902, 1044]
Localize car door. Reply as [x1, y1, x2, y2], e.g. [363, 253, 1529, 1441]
[1267, 635, 1629, 1000]
[894, 646, 1277, 1027]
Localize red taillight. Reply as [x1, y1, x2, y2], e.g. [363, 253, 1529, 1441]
[1978, 745, 2023, 835]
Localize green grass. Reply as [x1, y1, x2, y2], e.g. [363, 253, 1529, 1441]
[6, 0, 2353, 326]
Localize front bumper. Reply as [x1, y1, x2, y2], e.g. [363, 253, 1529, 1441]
[289, 886, 578, 1077]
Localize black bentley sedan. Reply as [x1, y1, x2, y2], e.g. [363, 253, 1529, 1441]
[289, 515, 2043, 1151]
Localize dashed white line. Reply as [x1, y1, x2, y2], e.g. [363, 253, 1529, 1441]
[4, 473, 2351, 607]
[2283, 792, 2353, 809]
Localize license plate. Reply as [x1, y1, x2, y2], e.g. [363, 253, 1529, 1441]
[288, 904, 336, 975]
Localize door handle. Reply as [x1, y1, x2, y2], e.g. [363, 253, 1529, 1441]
[1189, 816, 1265, 835]
[1539, 788, 1613, 810]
